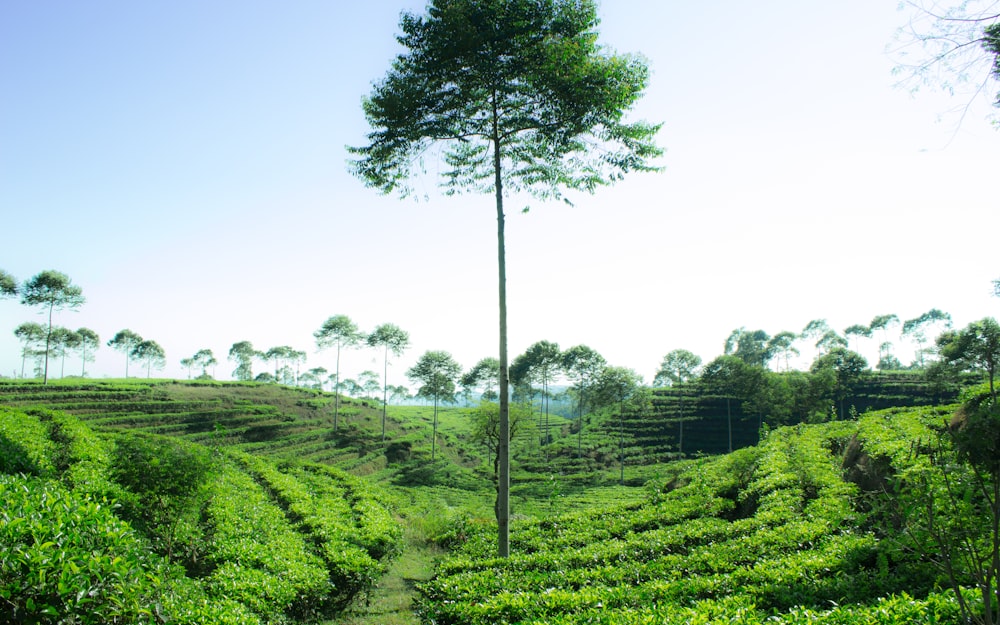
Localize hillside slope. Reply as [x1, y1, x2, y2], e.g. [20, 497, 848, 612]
[0, 404, 401, 624]
[416, 402, 988, 624]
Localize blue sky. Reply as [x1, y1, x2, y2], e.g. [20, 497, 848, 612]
[2, 0, 998, 385]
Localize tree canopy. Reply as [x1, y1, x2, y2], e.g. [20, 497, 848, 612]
[351, 0, 661, 558]
[228, 341, 257, 382]
[20, 270, 86, 384]
[653, 349, 702, 387]
[368, 323, 411, 442]
[132, 339, 166, 378]
[892, 1, 1000, 119]
[939, 317, 1000, 401]
[0, 269, 17, 299]
[349, 0, 662, 200]
[461, 356, 502, 401]
[407, 350, 462, 461]
[315, 315, 365, 431]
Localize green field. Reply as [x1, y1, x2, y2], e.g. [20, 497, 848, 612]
[1, 378, 997, 624]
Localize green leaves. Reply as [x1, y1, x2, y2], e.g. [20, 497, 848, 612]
[0, 474, 161, 625]
[19, 270, 85, 311]
[0, 405, 400, 623]
[408, 350, 462, 404]
[0, 268, 17, 298]
[416, 416, 970, 624]
[351, 0, 661, 201]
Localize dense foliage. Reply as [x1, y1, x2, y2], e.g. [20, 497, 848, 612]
[2, 376, 996, 623]
[415, 404, 988, 624]
[0, 402, 400, 624]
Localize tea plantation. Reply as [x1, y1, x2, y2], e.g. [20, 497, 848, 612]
[416, 405, 977, 624]
[1, 378, 996, 624]
[0, 389, 401, 624]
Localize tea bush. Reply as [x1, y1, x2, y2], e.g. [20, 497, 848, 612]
[416, 416, 970, 624]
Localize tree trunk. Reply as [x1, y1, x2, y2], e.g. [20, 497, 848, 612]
[577, 386, 584, 459]
[678, 391, 684, 456]
[726, 396, 733, 454]
[493, 106, 510, 558]
[381, 344, 389, 444]
[619, 399, 625, 485]
[43, 303, 53, 384]
[334, 343, 341, 432]
[432, 398, 438, 461]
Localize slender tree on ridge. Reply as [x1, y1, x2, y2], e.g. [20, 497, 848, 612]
[108, 330, 143, 378]
[132, 339, 166, 378]
[511, 341, 561, 452]
[461, 357, 502, 402]
[228, 341, 258, 382]
[182, 348, 218, 379]
[0, 269, 18, 299]
[359, 370, 381, 401]
[870, 314, 900, 369]
[593, 366, 642, 486]
[561, 345, 606, 458]
[903, 308, 952, 368]
[800, 319, 831, 363]
[767, 331, 799, 372]
[194, 349, 218, 379]
[75, 328, 99, 377]
[844, 324, 872, 355]
[407, 350, 462, 461]
[20, 270, 85, 384]
[180, 355, 198, 379]
[816, 330, 848, 356]
[350, 0, 661, 556]
[315, 315, 364, 432]
[49, 327, 77, 379]
[367, 322, 410, 444]
[653, 349, 702, 456]
[14, 322, 46, 378]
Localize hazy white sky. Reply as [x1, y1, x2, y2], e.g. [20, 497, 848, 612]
[2, 0, 998, 386]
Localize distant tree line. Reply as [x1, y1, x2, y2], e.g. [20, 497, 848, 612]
[6, 269, 999, 464]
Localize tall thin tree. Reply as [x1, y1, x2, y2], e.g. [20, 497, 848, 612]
[75, 328, 99, 377]
[0, 269, 18, 300]
[561, 345, 606, 458]
[367, 323, 410, 444]
[108, 330, 143, 378]
[20, 270, 85, 384]
[653, 349, 702, 456]
[407, 350, 462, 461]
[315, 315, 364, 432]
[351, 0, 660, 556]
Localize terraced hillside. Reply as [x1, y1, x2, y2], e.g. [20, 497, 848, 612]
[3, 377, 995, 624]
[0, 403, 401, 624]
[586, 371, 965, 463]
[0, 379, 426, 472]
[416, 402, 987, 624]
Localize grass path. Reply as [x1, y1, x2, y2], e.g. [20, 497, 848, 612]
[335, 528, 442, 625]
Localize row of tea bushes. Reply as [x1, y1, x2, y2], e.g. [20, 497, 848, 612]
[415, 413, 967, 624]
[0, 405, 400, 624]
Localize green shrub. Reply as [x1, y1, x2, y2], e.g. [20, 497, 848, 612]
[0, 407, 55, 476]
[108, 433, 215, 563]
[0, 474, 160, 624]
